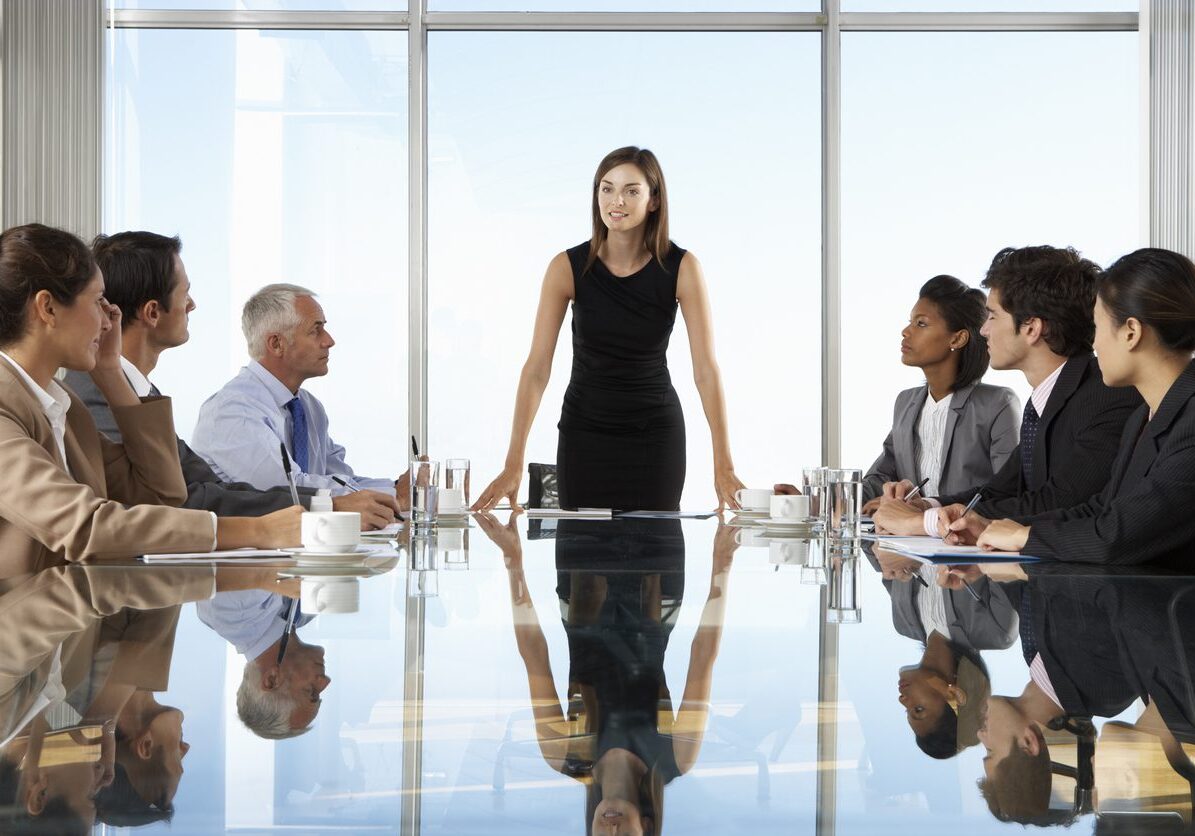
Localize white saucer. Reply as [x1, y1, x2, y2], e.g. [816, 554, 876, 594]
[284, 545, 383, 564]
[438, 508, 470, 518]
[280, 556, 399, 578]
[731, 508, 771, 519]
[761, 518, 817, 531]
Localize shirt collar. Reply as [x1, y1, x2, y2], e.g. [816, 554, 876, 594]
[247, 360, 300, 409]
[0, 351, 70, 421]
[1030, 360, 1066, 416]
[119, 355, 154, 399]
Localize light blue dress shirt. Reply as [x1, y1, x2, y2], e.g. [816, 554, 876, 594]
[196, 590, 314, 661]
[191, 361, 394, 493]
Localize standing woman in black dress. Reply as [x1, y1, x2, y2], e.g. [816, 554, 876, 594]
[473, 146, 745, 511]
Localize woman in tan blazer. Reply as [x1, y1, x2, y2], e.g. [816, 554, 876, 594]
[0, 223, 299, 576]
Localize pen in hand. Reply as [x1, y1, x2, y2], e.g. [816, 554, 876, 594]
[411, 435, 420, 458]
[280, 442, 301, 507]
[958, 490, 986, 606]
[904, 477, 930, 504]
[331, 475, 359, 493]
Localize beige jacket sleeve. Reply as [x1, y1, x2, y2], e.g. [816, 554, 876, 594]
[0, 395, 215, 563]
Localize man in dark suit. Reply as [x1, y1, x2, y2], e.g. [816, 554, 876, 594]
[63, 231, 399, 527]
[874, 246, 1141, 537]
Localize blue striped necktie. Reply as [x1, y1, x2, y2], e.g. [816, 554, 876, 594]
[286, 397, 309, 472]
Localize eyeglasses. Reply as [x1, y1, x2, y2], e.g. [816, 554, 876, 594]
[277, 598, 301, 665]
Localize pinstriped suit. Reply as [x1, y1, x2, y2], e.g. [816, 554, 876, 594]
[939, 353, 1142, 518]
[1021, 360, 1195, 565]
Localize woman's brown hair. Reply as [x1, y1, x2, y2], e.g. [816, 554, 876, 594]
[0, 223, 96, 347]
[583, 146, 671, 277]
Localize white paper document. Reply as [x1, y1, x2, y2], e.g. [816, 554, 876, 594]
[875, 536, 1033, 562]
[525, 508, 613, 519]
[141, 548, 289, 563]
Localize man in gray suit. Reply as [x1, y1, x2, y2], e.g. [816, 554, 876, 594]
[64, 231, 399, 527]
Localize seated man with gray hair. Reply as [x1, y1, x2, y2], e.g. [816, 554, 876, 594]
[196, 590, 329, 739]
[192, 283, 408, 504]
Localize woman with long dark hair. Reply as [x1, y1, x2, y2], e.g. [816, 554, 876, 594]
[473, 147, 744, 512]
[857, 275, 1020, 512]
[960, 247, 1195, 562]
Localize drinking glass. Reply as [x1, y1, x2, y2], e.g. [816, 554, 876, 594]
[802, 466, 829, 523]
[445, 458, 471, 507]
[409, 459, 440, 526]
[827, 551, 862, 624]
[828, 468, 863, 545]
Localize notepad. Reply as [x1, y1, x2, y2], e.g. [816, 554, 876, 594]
[875, 537, 1039, 564]
[614, 511, 717, 520]
[141, 548, 289, 563]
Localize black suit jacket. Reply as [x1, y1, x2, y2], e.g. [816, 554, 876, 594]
[939, 353, 1141, 518]
[62, 369, 314, 516]
[1021, 360, 1195, 565]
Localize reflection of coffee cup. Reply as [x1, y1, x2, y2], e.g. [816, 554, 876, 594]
[437, 527, 464, 551]
[300, 577, 360, 614]
[301, 511, 361, 553]
[439, 488, 466, 514]
[770, 539, 810, 566]
[734, 528, 768, 547]
[735, 488, 773, 512]
[770, 494, 810, 521]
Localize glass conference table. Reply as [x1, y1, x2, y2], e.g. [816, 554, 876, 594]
[3, 515, 1194, 835]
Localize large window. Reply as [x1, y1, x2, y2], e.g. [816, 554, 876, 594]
[426, 31, 822, 510]
[106, 27, 409, 477]
[839, 31, 1140, 474]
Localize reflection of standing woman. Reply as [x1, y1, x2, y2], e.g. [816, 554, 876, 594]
[474, 147, 745, 511]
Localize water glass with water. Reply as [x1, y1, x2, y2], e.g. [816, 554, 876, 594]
[409, 459, 440, 526]
[802, 466, 829, 522]
[828, 468, 863, 544]
[445, 458, 471, 507]
[827, 551, 862, 624]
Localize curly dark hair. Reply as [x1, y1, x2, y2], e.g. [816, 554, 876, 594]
[982, 245, 1101, 358]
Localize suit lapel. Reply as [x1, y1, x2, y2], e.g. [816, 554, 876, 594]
[1117, 361, 1195, 492]
[938, 383, 974, 480]
[894, 387, 926, 480]
[1033, 353, 1092, 486]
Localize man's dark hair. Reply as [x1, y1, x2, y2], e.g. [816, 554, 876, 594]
[981, 245, 1101, 358]
[977, 743, 1073, 826]
[91, 231, 182, 330]
[95, 762, 174, 827]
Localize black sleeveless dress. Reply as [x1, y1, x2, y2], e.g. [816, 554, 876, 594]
[557, 242, 686, 511]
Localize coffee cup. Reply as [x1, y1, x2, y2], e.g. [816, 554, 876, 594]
[300, 511, 361, 553]
[734, 528, 768, 547]
[770, 494, 810, 521]
[300, 577, 360, 614]
[769, 539, 810, 566]
[734, 488, 773, 513]
[438, 488, 466, 514]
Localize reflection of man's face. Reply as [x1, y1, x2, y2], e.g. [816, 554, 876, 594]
[36, 759, 106, 825]
[977, 695, 1043, 778]
[146, 708, 190, 807]
[282, 639, 331, 729]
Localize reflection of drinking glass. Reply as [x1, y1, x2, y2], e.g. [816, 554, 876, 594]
[827, 551, 862, 624]
[802, 536, 828, 585]
[828, 468, 863, 546]
[408, 532, 440, 597]
[802, 466, 829, 522]
[409, 459, 440, 526]
[445, 458, 471, 507]
[439, 527, 470, 570]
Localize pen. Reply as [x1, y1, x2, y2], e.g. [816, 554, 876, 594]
[411, 435, 420, 458]
[913, 572, 929, 588]
[331, 475, 359, 493]
[277, 598, 299, 664]
[280, 442, 301, 507]
[958, 490, 986, 606]
[904, 477, 930, 503]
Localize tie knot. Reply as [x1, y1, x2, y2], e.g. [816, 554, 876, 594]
[286, 397, 304, 416]
[1024, 399, 1040, 423]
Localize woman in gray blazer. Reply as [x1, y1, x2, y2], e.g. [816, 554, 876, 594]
[861, 275, 1020, 507]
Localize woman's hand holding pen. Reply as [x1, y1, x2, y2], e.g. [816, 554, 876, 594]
[976, 519, 1030, 552]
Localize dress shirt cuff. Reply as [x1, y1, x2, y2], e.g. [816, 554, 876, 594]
[209, 512, 218, 550]
[923, 508, 940, 538]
